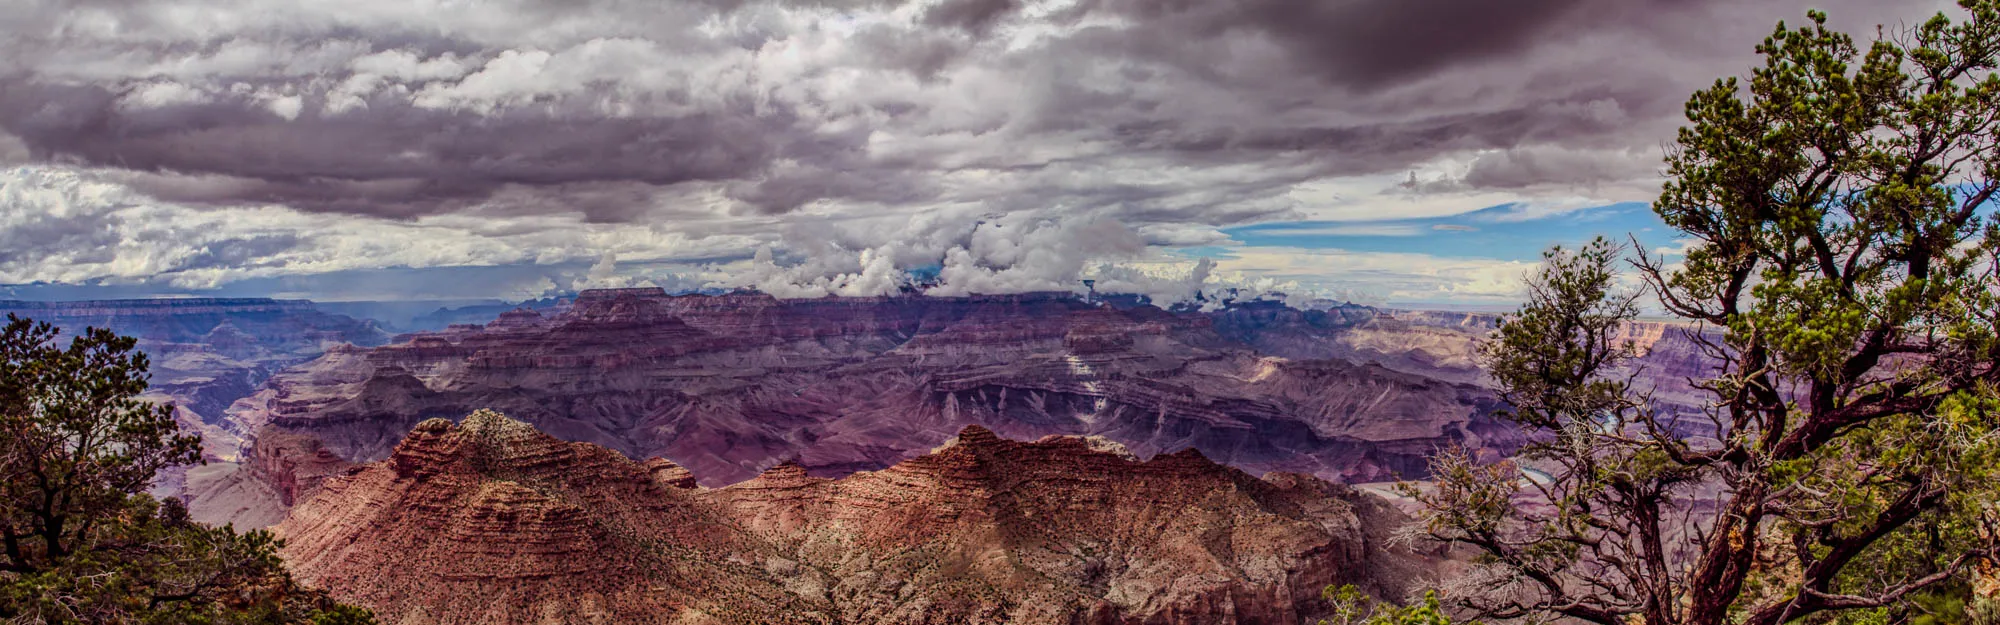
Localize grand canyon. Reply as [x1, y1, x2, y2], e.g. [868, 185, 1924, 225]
[276, 412, 1436, 624]
[4, 289, 1714, 623]
[7, 3, 1992, 623]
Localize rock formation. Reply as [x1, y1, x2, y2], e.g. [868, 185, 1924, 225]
[1381, 309, 1723, 419]
[220, 289, 1514, 524]
[1216, 305, 1720, 407]
[277, 412, 1436, 625]
[0, 298, 387, 436]
[0, 298, 389, 510]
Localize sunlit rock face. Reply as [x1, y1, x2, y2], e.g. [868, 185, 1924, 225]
[1223, 306, 1722, 411]
[1380, 310, 1725, 420]
[219, 289, 1516, 524]
[276, 414, 1439, 625]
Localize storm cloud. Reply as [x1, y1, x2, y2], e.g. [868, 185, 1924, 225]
[0, 0, 1960, 300]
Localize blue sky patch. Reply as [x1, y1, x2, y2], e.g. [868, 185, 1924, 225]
[1219, 202, 1669, 261]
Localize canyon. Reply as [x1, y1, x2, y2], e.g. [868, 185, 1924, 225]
[207, 289, 1526, 527]
[2, 291, 1722, 623]
[0, 298, 387, 424]
[1, 292, 1718, 532]
[275, 410, 1440, 625]
[0, 298, 389, 503]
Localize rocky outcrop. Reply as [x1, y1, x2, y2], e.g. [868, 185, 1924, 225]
[219, 290, 1512, 524]
[0, 298, 390, 509]
[0, 298, 388, 427]
[1383, 310, 1723, 418]
[278, 413, 1436, 625]
[0, 298, 384, 345]
[1197, 304, 1489, 386]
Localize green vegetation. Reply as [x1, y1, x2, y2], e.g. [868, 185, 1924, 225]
[0, 315, 375, 624]
[1321, 584, 1458, 625]
[1407, 2, 2000, 625]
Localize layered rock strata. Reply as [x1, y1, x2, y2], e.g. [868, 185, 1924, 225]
[0, 298, 388, 511]
[0, 297, 387, 430]
[278, 413, 1433, 625]
[223, 290, 1513, 523]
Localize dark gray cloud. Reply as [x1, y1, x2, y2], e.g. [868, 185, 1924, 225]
[851, 25, 971, 79]
[0, 133, 29, 165]
[1092, 0, 1597, 87]
[0, 0, 1965, 299]
[1460, 146, 1661, 190]
[0, 77, 839, 220]
[923, 0, 1020, 34]
[0, 0, 1951, 223]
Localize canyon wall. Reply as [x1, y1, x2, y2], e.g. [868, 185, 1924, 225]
[277, 412, 1440, 625]
[218, 290, 1515, 525]
[0, 298, 389, 504]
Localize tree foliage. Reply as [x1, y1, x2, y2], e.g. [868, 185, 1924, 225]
[1321, 584, 1459, 625]
[0, 315, 374, 624]
[1410, 3, 2000, 625]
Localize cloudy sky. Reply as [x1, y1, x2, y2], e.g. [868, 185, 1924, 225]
[0, 0, 1958, 307]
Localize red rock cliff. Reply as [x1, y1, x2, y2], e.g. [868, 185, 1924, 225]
[277, 412, 1436, 625]
[224, 290, 1510, 518]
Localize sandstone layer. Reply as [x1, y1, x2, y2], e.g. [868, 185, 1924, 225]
[278, 412, 1435, 625]
[1382, 310, 1724, 420]
[223, 289, 1516, 523]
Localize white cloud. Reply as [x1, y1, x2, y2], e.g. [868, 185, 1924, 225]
[2, 0, 1937, 305]
[350, 49, 471, 82]
[1652, 237, 1699, 257]
[0, 166, 759, 290]
[266, 94, 303, 120]
[1209, 246, 1537, 305]
[1248, 224, 1426, 237]
[0, 164, 1552, 307]
[122, 81, 208, 109]
[1131, 223, 1231, 247]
